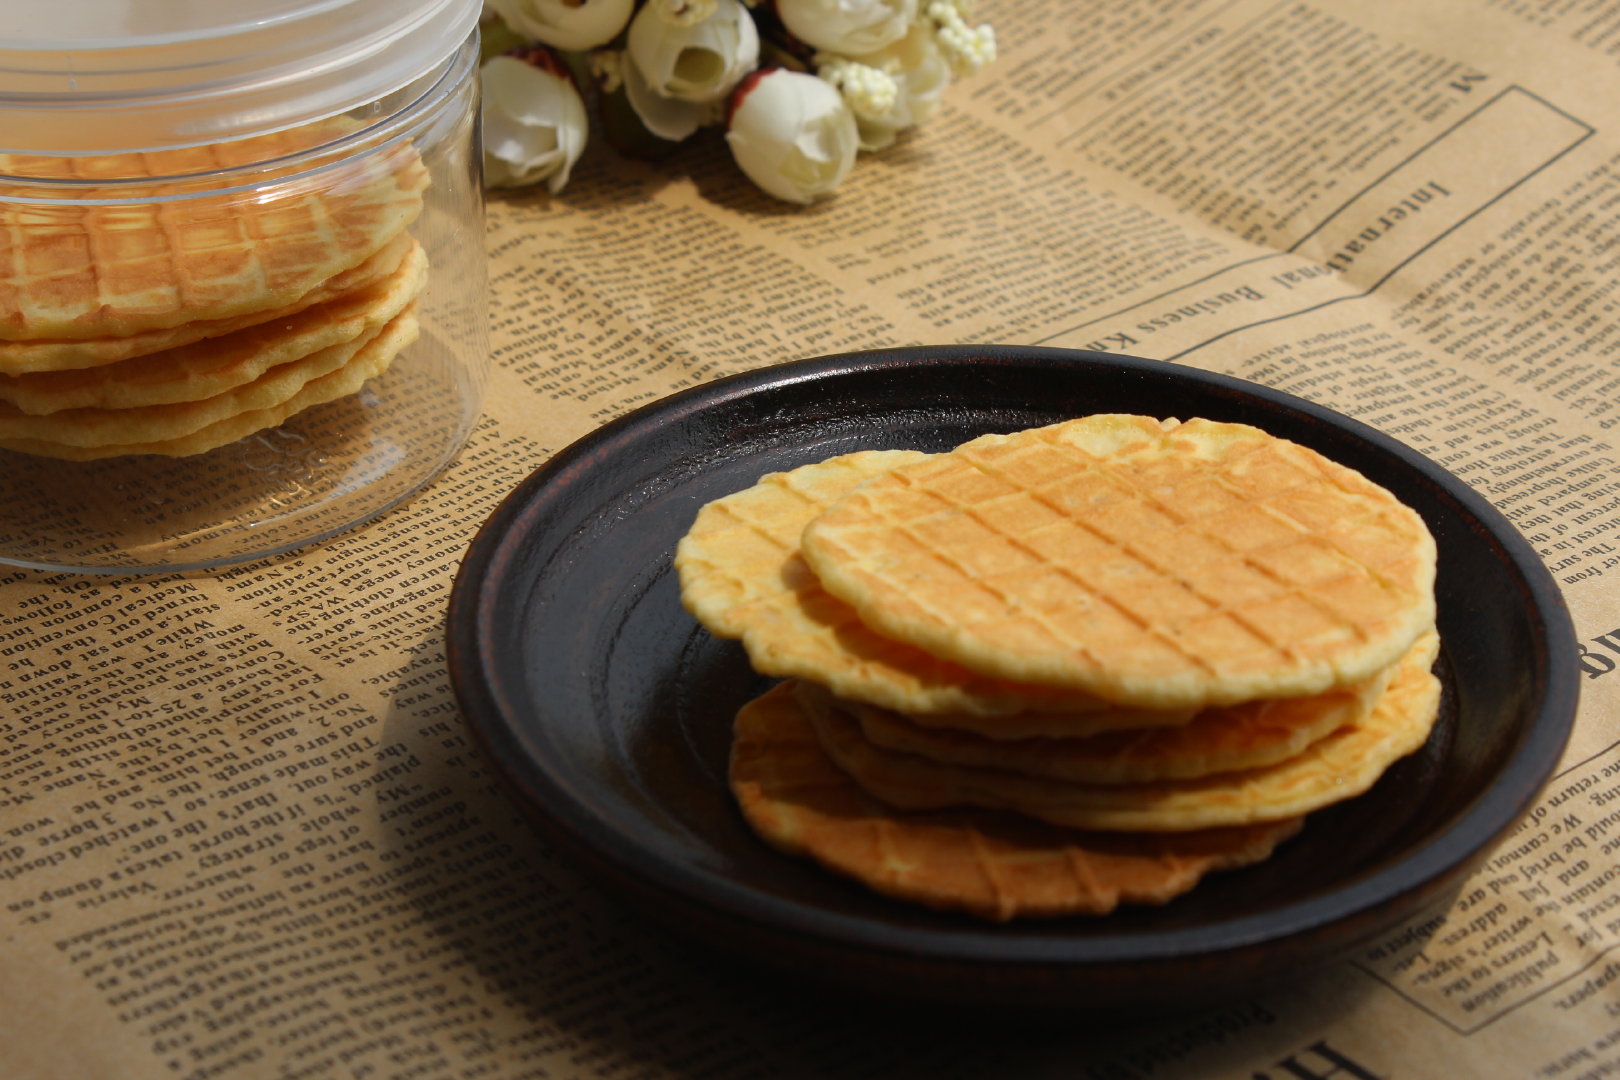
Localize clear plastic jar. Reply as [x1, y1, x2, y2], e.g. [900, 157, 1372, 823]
[0, 0, 487, 572]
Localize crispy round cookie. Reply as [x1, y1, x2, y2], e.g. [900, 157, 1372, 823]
[676, 450, 1193, 730]
[730, 681, 1304, 921]
[0, 124, 428, 342]
[0, 233, 416, 375]
[800, 415, 1437, 710]
[0, 307, 416, 460]
[0, 239, 426, 414]
[846, 656, 1395, 784]
[0, 306, 412, 447]
[680, 451, 932, 640]
[803, 631, 1441, 832]
[890, 704, 1201, 741]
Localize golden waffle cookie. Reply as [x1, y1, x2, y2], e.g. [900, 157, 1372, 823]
[0, 123, 428, 342]
[0, 306, 417, 460]
[675, 450, 1194, 730]
[848, 656, 1396, 784]
[680, 451, 931, 640]
[0, 305, 409, 447]
[803, 631, 1441, 832]
[0, 233, 415, 375]
[731, 681, 1304, 921]
[888, 705, 1199, 741]
[0, 239, 426, 414]
[801, 415, 1437, 710]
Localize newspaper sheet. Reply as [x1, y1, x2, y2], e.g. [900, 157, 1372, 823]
[5, 0, 1620, 1076]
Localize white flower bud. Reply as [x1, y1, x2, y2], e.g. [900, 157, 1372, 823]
[726, 68, 858, 203]
[489, 0, 635, 51]
[626, 0, 760, 104]
[622, 49, 711, 141]
[480, 52, 590, 192]
[776, 0, 916, 56]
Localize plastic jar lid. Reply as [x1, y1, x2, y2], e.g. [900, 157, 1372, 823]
[0, 0, 481, 156]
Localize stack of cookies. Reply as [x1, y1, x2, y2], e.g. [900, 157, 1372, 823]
[0, 122, 430, 460]
[676, 414, 1440, 921]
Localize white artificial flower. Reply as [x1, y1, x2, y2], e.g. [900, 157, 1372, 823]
[626, 0, 760, 104]
[726, 68, 858, 203]
[622, 48, 711, 141]
[489, 0, 635, 51]
[827, 21, 951, 150]
[776, 0, 916, 56]
[480, 53, 589, 192]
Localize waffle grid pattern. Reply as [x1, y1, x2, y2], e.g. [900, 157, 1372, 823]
[0, 306, 418, 460]
[730, 681, 1303, 920]
[802, 417, 1436, 708]
[1, 135, 427, 343]
[807, 632, 1441, 832]
[675, 451, 1173, 721]
[0, 239, 426, 415]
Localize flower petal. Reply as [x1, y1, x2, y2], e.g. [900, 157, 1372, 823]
[490, 0, 635, 51]
[727, 69, 858, 203]
[623, 53, 711, 141]
[481, 54, 589, 192]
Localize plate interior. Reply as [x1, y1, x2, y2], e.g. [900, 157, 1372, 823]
[451, 349, 1576, 1003]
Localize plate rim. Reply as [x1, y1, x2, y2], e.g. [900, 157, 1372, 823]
[448, 346, 1580, 972]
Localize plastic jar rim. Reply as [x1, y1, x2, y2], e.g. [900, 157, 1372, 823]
[0, 35, 479, 206]
[0, 0, 481, 157]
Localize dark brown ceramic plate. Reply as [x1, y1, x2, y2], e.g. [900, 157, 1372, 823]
[447, 347, 1578, 1012]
